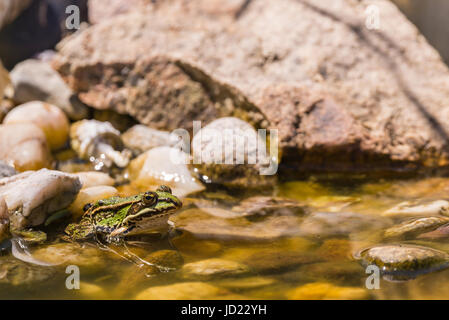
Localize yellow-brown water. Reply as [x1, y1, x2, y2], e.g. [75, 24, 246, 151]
[3, 177, 449, 299]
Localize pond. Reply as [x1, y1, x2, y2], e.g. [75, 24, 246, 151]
[3, 175, 449, 300]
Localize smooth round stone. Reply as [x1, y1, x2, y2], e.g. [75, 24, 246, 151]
[126, 146, 204, 198]
[135, 282, 232, 300]
[287, 282, 370, 300]
[4, 101, 70, 150]
[384, 217, 449, 239]
[182, 258, 250, 280]
[191, 117, 275, 189]
[69, 185, 118, 218]
[74, 171, 114, 189]
[357, 244, 449, 280]
[0, 123, 52, 171]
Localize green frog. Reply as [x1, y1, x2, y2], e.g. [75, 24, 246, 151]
[63, 185, 182, 243]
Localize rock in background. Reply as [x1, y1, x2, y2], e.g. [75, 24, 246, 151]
[10, 59, 89, 120]
[53, 0, 449, 175]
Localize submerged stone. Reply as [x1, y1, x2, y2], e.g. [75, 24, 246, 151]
[298, 211, 391, 238]
[182, 258, 250, 280]
[383, 200, 449, 217]
[135, 282, 232, 300]
[356, 244, 449, 281]
[171, 208, 302, 241]
[242, 250, 321, 274]
[384, 217, 449, 239]
[231, 196, 307, 219]
[32, 243, 106, 272]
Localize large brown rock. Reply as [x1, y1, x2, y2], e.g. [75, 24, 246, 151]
[54, 0, 449, 173]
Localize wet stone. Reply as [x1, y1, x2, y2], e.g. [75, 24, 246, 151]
[182, 258, 250, 280]
[231, 196, 307, 219]
[191, 117, 275, 189]
[356, 244, 449, 281]
[70, 119, 132, 169]
[383, 200, 449, 217]
[0, 169, 82, 229]
[126, 146, 205, 198]
[384, 217, 449, 240]
[418, 224, 449, 240]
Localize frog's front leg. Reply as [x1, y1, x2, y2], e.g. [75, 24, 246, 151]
[63, 219, 96, 242]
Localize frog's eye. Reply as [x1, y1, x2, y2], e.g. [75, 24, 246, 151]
[156, 185, 172, 194]
[83, 203, 93, 212]
[143, 192, 158, 206]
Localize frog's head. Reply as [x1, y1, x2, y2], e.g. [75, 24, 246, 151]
[120, 185, 182, 232]
[145, 185, 183, 213]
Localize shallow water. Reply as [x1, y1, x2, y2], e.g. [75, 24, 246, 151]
[3, 176, 449, 300]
